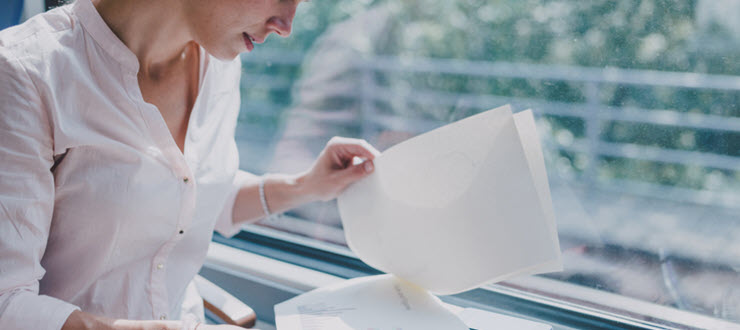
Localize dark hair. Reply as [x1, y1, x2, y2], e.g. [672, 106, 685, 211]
[45, 0, 73, 11]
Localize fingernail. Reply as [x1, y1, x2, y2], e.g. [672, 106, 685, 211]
[364, 161, 374, 173]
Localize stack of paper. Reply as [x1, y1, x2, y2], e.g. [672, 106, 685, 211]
[275, 275, 554, 330]
[275, 275, 468, 329]
[275, 105, 562, 329]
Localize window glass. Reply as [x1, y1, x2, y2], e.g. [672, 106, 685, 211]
[235, 0, 740, 323]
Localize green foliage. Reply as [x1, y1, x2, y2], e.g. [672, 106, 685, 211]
[240, 0, 739, 191]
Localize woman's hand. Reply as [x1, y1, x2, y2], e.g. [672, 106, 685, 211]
[232, 137, 380, 224]
[299, 137, 380, 202]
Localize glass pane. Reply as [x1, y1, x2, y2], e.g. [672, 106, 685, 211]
[235, 0, 740, 323]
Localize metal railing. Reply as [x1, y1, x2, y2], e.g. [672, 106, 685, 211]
[239, 49, 740, 209]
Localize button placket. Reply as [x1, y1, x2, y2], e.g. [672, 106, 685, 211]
[150, 246, 174, 319]
[176, 169, 196, 239]
[147, 175, 194, 318]
[129, 67, 201, 320]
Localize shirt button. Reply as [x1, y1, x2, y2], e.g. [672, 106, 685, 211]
[159, 314, 167, 320]
[157, 263, 164, 270]
[183, 177, 189, 183]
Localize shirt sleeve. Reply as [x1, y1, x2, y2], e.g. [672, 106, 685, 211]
[213, 170, 260, 238]
[0, 51, 80, 330]
[212, 57, 255, 239]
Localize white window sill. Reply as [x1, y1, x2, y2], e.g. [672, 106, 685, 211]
[204, 241, 739, 329]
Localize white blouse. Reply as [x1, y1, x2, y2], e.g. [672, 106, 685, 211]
[0, 0, 250, 328]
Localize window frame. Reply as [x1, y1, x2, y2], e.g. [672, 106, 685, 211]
[213, 223, 738, 329]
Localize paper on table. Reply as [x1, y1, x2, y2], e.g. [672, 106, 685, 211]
[337, 105, 562, 295]
[274, 274, 468, 330]
[457, 308, 553, 330]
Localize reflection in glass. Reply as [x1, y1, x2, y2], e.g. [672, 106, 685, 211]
[234, 0, 740, 323]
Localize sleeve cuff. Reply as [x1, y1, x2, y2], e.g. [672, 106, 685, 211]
[0, 291, 80, 330]
[214, 170, 260, 238]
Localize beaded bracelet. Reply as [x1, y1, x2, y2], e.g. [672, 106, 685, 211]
[259, 178, 271, 218]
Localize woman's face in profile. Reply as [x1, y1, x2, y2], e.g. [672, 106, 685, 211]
[183, 0, 304, 60]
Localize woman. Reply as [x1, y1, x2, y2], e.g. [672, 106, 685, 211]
[0, 0, 378, 329]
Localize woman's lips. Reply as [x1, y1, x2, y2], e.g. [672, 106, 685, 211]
[243, 32, 254, 52]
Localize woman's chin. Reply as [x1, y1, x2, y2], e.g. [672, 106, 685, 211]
[207, 46, 242, 61]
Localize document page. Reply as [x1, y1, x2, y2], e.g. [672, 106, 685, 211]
[276, 105, 561, 329]
[337, 105, 562, 295]
[457, 308, 553, 330]
[275, 275, 468, 330]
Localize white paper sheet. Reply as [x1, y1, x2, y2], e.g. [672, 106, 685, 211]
[337, 105, 562, 295]
[511, 110, 563, 275]
[275, 105, 561, 330]
[457, 308, 553, 330]
[274, 275, 468, 330]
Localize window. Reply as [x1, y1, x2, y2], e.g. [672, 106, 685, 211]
[233, 0, 740, 326]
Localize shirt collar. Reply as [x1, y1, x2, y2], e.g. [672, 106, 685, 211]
[72, 0, 140, 74]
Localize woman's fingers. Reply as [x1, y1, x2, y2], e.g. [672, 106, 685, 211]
[300, 137, 380, 201]
[327, 136, 381, 161]
[337, 159, 374, 185]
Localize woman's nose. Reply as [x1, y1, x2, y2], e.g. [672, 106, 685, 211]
[266, 2, 298, 37]
[266, 15, 293, 37]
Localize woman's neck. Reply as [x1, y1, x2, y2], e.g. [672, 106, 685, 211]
[94, 0, 193, 77]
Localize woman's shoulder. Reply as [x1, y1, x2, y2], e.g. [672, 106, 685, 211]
[0, 5, 84, 89]
[0, 6, 76, 56]
[0, 5, 101, 98]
